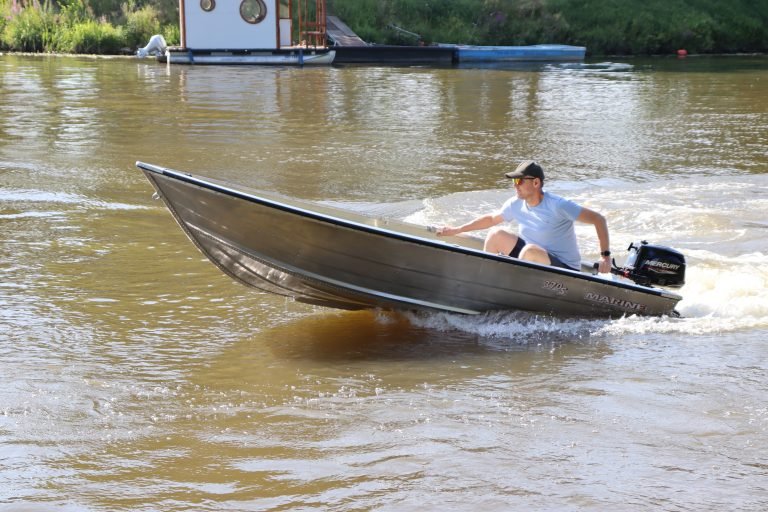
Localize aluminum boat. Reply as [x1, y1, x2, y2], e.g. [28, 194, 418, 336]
[137, 162, 684, 317]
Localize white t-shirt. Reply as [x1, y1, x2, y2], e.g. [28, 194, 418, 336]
[498, 191, 583, 270]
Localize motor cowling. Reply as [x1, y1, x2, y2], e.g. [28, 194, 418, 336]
[617, 241, 686, 288]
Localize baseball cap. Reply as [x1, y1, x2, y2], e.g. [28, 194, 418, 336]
[504, 160, 545, 180]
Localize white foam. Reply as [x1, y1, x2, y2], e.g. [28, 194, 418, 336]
[402, 310, 606, 342]
[399, 252, 768, 340]
[401, 298, 765, 341]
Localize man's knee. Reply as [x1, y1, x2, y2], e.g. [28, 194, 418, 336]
[486, 226, 508, 241]
[484, 228, 517, 254]
[519, 244, 551, 264]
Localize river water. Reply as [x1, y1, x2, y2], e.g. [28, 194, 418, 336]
[1, 54, 767, 510]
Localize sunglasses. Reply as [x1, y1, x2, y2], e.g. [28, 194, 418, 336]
[512, 177, 536, 185]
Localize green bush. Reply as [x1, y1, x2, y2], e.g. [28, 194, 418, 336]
[59, 0, 91, 26]
[331, 0, 387, 43]
[58, 19, 124, 53]
[161, 22, 179, 46]
[122, 4, 160, 50]
[86, 0, 123, 20]
[1, 1, 58, 52]
[0, 3, 8, 50]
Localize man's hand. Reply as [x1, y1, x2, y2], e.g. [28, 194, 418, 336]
[436, 226, 460, 237]
[597, 255, 611, 273]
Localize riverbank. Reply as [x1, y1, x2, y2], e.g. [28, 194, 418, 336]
[331, 0, 768, 56]
[1, 0, 767, 56]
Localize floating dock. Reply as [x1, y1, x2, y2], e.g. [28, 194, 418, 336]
[326, 17, 585, 65]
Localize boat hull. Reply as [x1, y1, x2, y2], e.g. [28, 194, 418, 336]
[163, 48, 335, 65]
[137, 162, 682, 317]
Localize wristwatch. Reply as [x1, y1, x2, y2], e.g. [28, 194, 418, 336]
[600, 250, 611, 257]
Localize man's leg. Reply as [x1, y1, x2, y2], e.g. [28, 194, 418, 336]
[519, 244, 552, 265]
[484, 227, 520, 255]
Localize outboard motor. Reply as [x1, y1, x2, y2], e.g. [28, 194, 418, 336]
[613, 241, 686, 288]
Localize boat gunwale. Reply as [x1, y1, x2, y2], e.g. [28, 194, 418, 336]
[136, 161, 681, 302]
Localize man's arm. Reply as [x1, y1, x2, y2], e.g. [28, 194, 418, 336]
[577, 207, 611, 273]
[437, 213, 504, 237]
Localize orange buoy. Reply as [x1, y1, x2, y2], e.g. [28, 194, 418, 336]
[677, 49, 688, 57]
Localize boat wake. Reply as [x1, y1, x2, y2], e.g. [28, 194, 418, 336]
[399, 251, 768, 341]
[401, 309, 605, 343]
[394, 174, 768, 340]
[0, 187, 148, 211]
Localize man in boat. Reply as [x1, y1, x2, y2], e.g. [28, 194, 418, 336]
[437, 160, 612, 273]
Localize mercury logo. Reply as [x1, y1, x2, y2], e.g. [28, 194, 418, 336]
[585, 292, 647, 312]
[645, 260, 681, 273]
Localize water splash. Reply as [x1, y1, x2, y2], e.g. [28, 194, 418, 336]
[398, 249, 767, 340]
[675, 256, 768, 323]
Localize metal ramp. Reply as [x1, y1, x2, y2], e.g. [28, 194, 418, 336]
[326, 16, 367, 46]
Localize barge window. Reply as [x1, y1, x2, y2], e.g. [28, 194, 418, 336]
[200, 0, 215, 12]
[240, 0, 267, 24]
